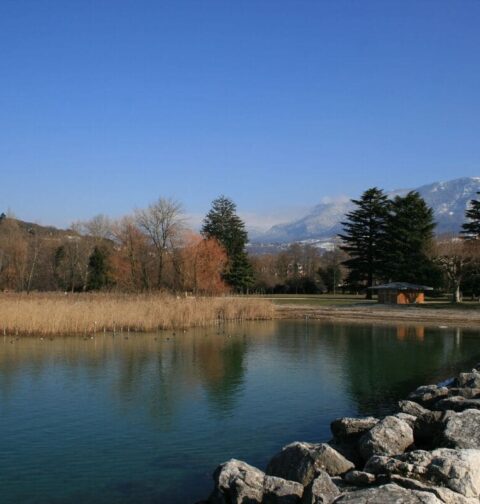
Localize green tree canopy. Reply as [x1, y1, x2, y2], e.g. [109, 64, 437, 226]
[338, 187, 389, 297]
[202, 196, 248, 257]
[382, 191, 439, 285]
[201, 196, 253, 292]
[462, 192, 480, 239]
[87, 246, 111, 291]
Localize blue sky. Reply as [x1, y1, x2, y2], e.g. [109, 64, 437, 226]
[1, 1, 479, 229]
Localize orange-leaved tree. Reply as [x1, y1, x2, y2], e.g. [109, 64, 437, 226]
[180, 232, 229, 295]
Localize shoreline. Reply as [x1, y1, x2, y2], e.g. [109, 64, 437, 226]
[199, 365, 480, 503]
[2, 292, 480, 336]
[275, 303, 480, 329]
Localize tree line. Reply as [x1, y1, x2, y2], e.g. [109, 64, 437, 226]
[0, 196, 253, 295]
[2, 190, 480, 301]
[250, 243, 346, 294]
[339, 188, 480, 302]
[240, 189, 480, 301]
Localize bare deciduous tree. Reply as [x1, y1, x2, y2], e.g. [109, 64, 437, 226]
[66, 215, 114, 291]
[0, 218, 28, 291]
[25, 229, 40, 293]
[78, 214, 113, 242]
[111, 215, 151, 291]
[135, 198, 184, 288]
[434, 236, 476, 303]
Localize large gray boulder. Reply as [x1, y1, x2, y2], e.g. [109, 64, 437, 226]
[343, 470, 376, 486]
[264, 475, 305, 503]
[365, 448, 480, 498]
[409, 385, 449, 407]
[358, 415, 414, 460]
[395, 413, 418, 429]
[398, 400, 431, 417]
[266, 442, 354, 486]
[327, 441, 362, 469]
[209, 459, 264, 504]
[455, 370, 480, 388]
[427, 448, 480, 498]
[364, 450, 433, 481]
[440, 409, 480, 449]
[330, 417, 379, 443]
[445, 388, 480, 399]
[435, 397, 480, 412]
[390, 475, 479, 504]
[334, 483, 443, 503]
[301, 470, 340, 504]
[209, 459, 303, 504]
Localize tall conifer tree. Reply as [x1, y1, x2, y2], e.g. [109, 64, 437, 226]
[339, 187, 389, 298]
[382, 191, 438, 285]
[87, 246, 111, 291]
[462, 192, 480, 239]
[202, 196, 254, 292]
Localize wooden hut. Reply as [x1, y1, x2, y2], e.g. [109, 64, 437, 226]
[370, 282, 433, 305]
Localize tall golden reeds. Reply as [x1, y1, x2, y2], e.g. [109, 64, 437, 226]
[0, 292, 274, 336]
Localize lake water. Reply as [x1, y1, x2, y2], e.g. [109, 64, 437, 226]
[1, 320, 479, 503]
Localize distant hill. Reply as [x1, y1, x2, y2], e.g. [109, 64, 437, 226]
[253, 176, 480, 244]
[0, 215, 80, 247]
[0, 216, 73, 238]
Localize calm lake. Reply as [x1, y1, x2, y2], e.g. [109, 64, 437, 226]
[1, 320, 479, 503]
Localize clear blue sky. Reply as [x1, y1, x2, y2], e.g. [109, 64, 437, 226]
[1, 0, 479, 228]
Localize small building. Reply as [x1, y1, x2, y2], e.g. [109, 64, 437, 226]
[370, 282, 433, 305]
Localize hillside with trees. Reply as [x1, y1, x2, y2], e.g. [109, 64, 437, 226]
[0, 198, 235, 295]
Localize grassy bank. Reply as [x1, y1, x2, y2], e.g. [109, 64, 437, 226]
[0, 293, 274, 336]
[251, 294, 374, 307]
[251, 293, 480, 309]
[275, 300, 480, 328]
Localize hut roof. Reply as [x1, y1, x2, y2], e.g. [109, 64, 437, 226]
[369, 282, 433, 292]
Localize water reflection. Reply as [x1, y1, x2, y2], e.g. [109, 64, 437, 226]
[0, 321, 479, 504]
[329, 323, 479, 417]
[396, 325, 425, 341]
[0, 324, 275, 428]
[1, 322, 479, 423]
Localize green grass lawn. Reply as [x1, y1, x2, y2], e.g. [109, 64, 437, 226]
[248, 294, 480, 309]
[248, 294, 375, 306]
[417, 299, 480, 310]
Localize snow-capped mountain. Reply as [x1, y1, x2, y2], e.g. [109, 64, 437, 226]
[254, 198, 352, 243]
[253, 176, 480, 244]
[417, 177, 480, 234]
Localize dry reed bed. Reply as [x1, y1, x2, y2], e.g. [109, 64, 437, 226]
[0, 293, 274, 336]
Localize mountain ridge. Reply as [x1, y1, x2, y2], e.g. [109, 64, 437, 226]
[252, 176, 480, 244]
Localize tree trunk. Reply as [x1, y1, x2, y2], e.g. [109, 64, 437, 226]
[157, 251, 164, 289]
[366, 270, 373, 300]
[452, 284, 462, 303]
[26, 245, 39, 294]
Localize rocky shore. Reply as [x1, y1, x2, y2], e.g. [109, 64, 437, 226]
[197, 366, 480, 503]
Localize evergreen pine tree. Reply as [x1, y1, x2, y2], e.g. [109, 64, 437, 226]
[338, 187, 389, 298]
[202, 196, 254, 292]
[382, 191, 439, 285]
[224, 251, 255, 293]
[462, 192, 480, 239]
[87, 246, 110, 291]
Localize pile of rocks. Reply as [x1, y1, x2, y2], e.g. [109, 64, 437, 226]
[198, 366, 480, 503]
